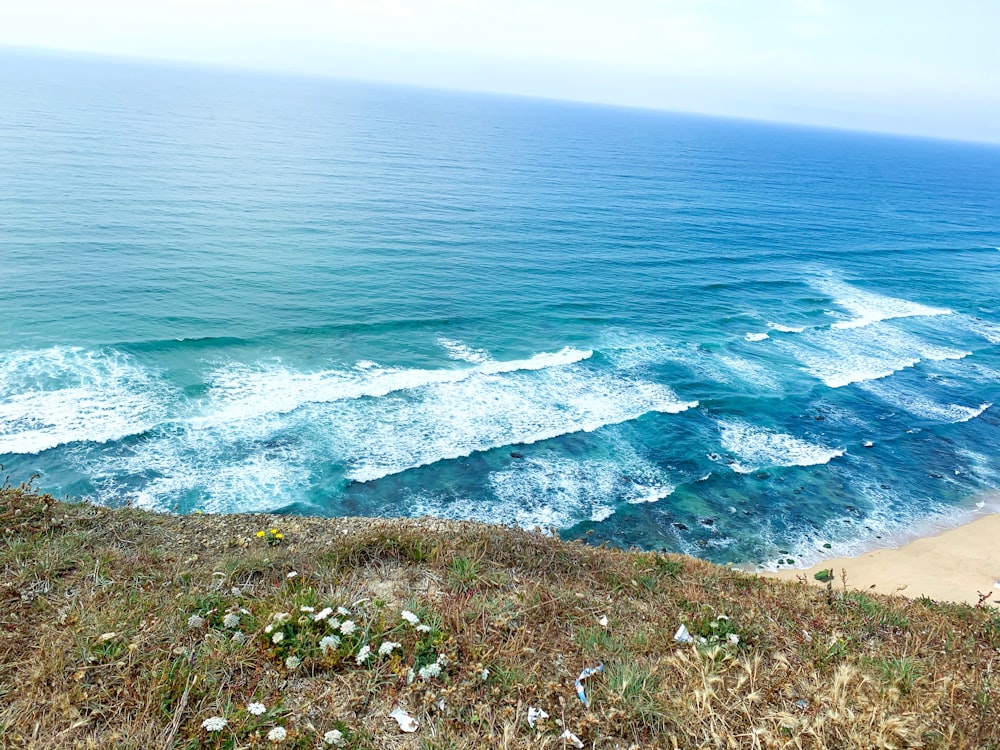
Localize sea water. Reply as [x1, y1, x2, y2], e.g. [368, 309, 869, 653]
[2, 50, 999, 567]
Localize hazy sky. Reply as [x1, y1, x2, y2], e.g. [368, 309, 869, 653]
[3, 0, 998, 142]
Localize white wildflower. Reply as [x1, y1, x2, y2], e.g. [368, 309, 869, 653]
[299, 605, 315, 613]
[418, 662, 442, 680]
[247, 702, 267, 716]
[286, 571, 298, 579]
[264, 624, 274, 634]
[313, 607, 333, 622]
[272, 632, 285, 645]
[231, 586, 243, 597]
[187, 614, 205, 629]
[320, 634, 341, 654]
[401, 610, 420, 625]
[231, 631, 247, 644]
[416, 624, 431, 633]
[267, 725, 288, 742]
[378, 641, 401, 657]
[406, 667, 416, 684]
[201, 716, 227, 732]
[323, 728, 346, 746]
[479, 668, 490, 681]
[355, 644, 371, 664]
[436, 653, 449, 667]
[336, 606, 351, 616]
[339, 620, 356, 636]
[285, 655, 302, 669]
[223, 613, 240, 629]
[728, 633, 740, 645]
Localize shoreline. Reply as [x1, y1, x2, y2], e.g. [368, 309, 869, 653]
[758, 508, 1000, 605]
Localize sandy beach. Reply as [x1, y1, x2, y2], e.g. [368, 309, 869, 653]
[762, 510, 1000, 606]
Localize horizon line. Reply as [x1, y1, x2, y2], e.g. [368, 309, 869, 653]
[4, 42, 999, 149]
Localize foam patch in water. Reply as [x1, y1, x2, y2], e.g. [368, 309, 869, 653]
[777, 322, 970, 388]
[334, 361, 695, 482]
[84, 414, 313, 514]
[859, 380, 992, 424]
[0, 347, 171, 455]
[437, 337, 492, 364]
[601, 333, 783, 392]
[409, 452, 671, 530]
[756, 475, 985, 570]
[195, 346, 594, 427]
[768, 322, 807, 333]
[811, 278, 951, 330]
[718, 419, 845, 474]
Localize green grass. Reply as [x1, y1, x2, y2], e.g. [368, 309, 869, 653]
[1, 481, 999, 749]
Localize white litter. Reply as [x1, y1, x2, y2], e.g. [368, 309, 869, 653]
[560, 729, 585, 748]
[389, 708, 419, 733]
[598, 614, 609, 628]
[527, 707, 549, 728]
[674, 624, 694, 644]
[575, 664, 604, 706]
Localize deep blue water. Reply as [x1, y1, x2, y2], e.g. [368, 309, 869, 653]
[2, 49, 999, 568]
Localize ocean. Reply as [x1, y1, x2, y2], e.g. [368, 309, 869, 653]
[2, 50, 999, 569]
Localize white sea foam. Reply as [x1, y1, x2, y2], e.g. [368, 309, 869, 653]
[811, 278, 952, 330]
[955, 318, 1000, 345]
[437, 337, 492, 364]
[0, 347, 171, 455]
[89, 435, 312, 514]
[601, 332, 783, 391]
[757, 476, 986, 571]
[335, 363, 695, 482]
[767, 322, 806, 333]
[409, 452, 671, 530]
[194, 346, 593, 427]
[744, 332, 769, 342]
[776, 322, 970, 388]
[859, 381, 991, 423]
[718, 420, 845, 474]
[67, 343, 688, 511]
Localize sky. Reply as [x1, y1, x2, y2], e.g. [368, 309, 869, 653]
[2, 0, 998, 142]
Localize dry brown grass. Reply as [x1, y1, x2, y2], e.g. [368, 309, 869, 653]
[1, 481, 998, 749]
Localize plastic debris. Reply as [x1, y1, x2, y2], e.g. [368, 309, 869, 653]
[674, 624, 694, 644]
[575, 664, 604, 706]
[598, 614, 609, 628]
[526, 707, 549, 728]
[560, 729, 585, 748]
[389, 708, 419, 733]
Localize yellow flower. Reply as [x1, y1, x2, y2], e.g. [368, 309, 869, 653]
[256, 530, 266, 538]
[275, 533, 284, 539]
[271, 528, 278, 534]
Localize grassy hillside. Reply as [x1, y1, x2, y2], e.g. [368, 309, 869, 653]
[2, 480, 998, 749]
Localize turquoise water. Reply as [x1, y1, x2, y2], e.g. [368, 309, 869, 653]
[2, 50, 999, 567]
